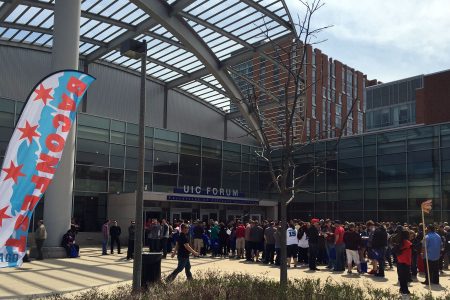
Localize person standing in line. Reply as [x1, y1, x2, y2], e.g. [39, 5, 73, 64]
[343, 223, 362, 274]
[101, 220, 110, 255]
[127, 220, 135, 260]
[263, 221, 276, 264]
[286, 222, 298, 268]
[423, 224, 443, 285]
[35, 220, 47, 260]
[193, 220, 204, 255]
[235, 220, 246, 259]
[297, 222, 309, 266]
[307, 219, 320, 271]
[372, 223, 388, 277]
[161, 219, 170, 258]
[397, 230, 412, 296]
[253, 221, 264, 262]
[149, 219, 161, 252]
[334, 220, 346, 272]
[244, 221, 252, 261]
[166, 224, 199, 282]
[110, 220, 122, 254]
[274, 222, 281, 266]
[210, 221, 220, 257]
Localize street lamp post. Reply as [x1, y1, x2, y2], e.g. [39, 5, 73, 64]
[121, 39, 147, 292]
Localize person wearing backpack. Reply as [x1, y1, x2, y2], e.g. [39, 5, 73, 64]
[396, 230, 412, 296]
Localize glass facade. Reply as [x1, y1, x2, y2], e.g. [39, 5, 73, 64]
[366, 76, 423, 131]
[291, 124, 449, 223]
[2, 97, 450, 229]
[0, 98, 269, 231]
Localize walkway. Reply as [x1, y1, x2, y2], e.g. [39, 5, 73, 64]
[0, 248, 448, 299]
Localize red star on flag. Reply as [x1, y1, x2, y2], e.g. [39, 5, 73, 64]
[0, 206, 11, 227]
[34, 84, 53, 105]
[2, 161, 25, 183]
[18, 121, 40, 143]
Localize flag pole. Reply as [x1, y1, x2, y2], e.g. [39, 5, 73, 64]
[421, 209, 431, 293]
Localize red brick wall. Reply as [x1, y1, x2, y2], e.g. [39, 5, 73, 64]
[420, 70, 450, 125]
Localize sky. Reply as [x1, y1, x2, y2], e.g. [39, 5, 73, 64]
[285, 0, 450, 82]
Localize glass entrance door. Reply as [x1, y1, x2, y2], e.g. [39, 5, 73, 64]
[171, 209, 193, 223]
[200, 210, 219, 222]
[250, 214, 261, 222]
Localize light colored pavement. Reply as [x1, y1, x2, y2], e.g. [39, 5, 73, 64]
[0, 247, 448, 299]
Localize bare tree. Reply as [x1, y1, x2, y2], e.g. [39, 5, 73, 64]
[228, 0, 359, 286]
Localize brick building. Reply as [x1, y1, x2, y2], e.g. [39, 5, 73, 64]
[231, 43, 367, 145]
[366, 69, 450, 131]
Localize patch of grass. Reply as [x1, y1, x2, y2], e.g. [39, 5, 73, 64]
[40, 271, 447, 300]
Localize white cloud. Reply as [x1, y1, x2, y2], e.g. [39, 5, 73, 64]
[285, 0, 450, 81]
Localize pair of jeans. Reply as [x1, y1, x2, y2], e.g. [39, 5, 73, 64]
[102, 239, 108, 255]
[264, 244, 275, 263]
[309, 243, 318, 270]
[160, 237, 168, 258]
[127, 239, 134, 259]
[35, 239, 44, 260]
[275, 247, 280, 265]
[373, 247, 386, 276]
[166, 256, 193, 282]
[424, 259, 440, 284]
[326, 243, 336, 269]
[110, 236, 121, 253]
[334, 243, 346, 271]
[297, 247, 308, 264]
[397, 263, 410, 294]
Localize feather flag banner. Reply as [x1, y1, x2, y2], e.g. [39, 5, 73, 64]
[0, 70, 95, 267]
[421, 199, 433, 214]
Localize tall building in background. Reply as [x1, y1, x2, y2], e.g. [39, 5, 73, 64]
[231, 43, 367, 145]
[366, 69, 450, 131]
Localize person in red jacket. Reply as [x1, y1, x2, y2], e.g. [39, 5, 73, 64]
[397, 230, 412, 296]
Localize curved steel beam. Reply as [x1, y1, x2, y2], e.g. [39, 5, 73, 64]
[131, 0, 266, 144]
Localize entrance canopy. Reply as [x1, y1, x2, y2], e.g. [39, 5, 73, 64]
[0, 0, 295, 138]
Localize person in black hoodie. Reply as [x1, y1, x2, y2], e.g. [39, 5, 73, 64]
[371, 223, 388, 277]
[307, 219, 320, 271]
[110, 220, 122, 254]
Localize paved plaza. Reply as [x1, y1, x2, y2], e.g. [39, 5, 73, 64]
[0, 247, 448, 299]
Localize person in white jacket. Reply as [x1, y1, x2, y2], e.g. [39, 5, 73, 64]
[286, 223, 298, 267]
[297, 223, 309, 266]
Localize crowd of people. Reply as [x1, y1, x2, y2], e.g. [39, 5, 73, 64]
[139, 217, 449, 296]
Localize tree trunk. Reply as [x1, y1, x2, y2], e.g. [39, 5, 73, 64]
[280, 198, 288, 287]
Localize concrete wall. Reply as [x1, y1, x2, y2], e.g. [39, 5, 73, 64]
[108, 193, 136, 244]
[0, 44, 257, 145]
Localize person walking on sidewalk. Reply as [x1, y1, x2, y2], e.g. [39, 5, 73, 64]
[35, 220, 47, 260]
[127, 221, 136, 260]
[166, 223, 199, 282]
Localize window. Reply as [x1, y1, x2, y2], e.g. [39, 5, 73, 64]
[76, 139, 109, 167]
[154, 128, 178, 152]
[180, 133, 201, 156]
[202, 157, 221, 187]
[179, 154, 201, 186]
[153, 173, 177, 192]
[202, 138, 221, 158]
[109, 169, 124, 193]
[75, 166, 108, 192]
[154, 151, 178, 174]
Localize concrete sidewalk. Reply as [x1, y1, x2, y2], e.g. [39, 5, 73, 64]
[0, 248, 448, 299]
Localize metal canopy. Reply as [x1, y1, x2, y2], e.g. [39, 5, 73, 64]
[0, 0, 294, 131]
